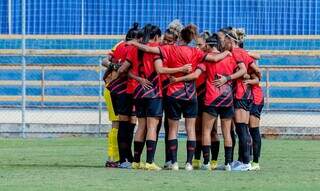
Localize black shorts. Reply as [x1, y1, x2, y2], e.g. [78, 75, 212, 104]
[165, 96, 198, 120]
[111, 93, 135, 116]
[135, 98, 163, 118]
[203, 106, 235, 119]
[234, 99, 253, 112]
[250, 103, 264, 119]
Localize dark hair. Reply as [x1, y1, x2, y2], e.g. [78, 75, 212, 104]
[200, 31, 211, 41]
[125, 22, 140, 41]
[142, 24, 161, 44]
[206, 33, 220, 50]
[218, 26, 233, 34]
[180, 24, 197, 44]
[239, 42, 244, 48]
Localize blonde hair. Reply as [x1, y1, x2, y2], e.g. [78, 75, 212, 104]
[235, 28, 246, 42]
[167, 19, 184, 38]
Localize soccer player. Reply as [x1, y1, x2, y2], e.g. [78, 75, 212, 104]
[127, 24, 231, 171]
[107, 23, 141, 169]
[102, 49, 120, 168]
[192, 33, 208, 169]
[236, 28, 263, 171]
[170, 34, 246, 171]
[222, 29, 257, 171]
[160, 20, 184, 169]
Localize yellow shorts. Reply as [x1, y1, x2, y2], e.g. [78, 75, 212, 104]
[104, 87, 119, 122]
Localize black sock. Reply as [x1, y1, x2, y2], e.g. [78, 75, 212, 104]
[146, 140, 157, 164]
[194, 141, 202, 160]
[186, 140, 196, 164]
[211, 141, 220, 161]
[164, 117, 170, 162]
[125, 123, 135, 163]
[168, 139, 178, 163]
[133, 141, 145, 163]
[202, 145, 210, 165]
[118, 121, 129, 163]
[231, 129, 236, 161]
[249, 127, 261, 163]
[224, 146, 232, 165]
[235, 123, 250, 164]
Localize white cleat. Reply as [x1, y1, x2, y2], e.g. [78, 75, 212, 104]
[171, 162, 179, 171]
[231, 160, 242, 168]
[232, 163, 251, 171]
[200, 163, 211, 170]
[185, 163, 193, 171]
[225, 164, 232, 171]
[163, 161, 172, 170]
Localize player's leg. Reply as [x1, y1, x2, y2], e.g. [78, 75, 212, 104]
[249, 103, 263, 170]
[145, 98, 163, 171]
[183, 98, 198, 171]
[132, 98, 146, 169]
[132, 117, 146, 169]
[219, 106, 235, 171]
[166, 97, 182, 170]
[117, 94, 135, 168]
[210, 120, 219, 170]
[233, 99, 252, 171]
[193, 116, 202, 169]
[201, 111, 216, 170]
[104, 88, 119, 167]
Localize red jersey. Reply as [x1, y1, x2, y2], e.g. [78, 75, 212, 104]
[107, 41, 130, 95]
[133, 42, 163, 99]
[197, 54, 237, 107]
[126, 46, 139, 94]
[252, 84, 264, 105]
[159, 44, 206, 100]
[196, 66, 207, 100]
[233, 47, 253, 100]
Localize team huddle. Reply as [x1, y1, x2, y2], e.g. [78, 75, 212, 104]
[103, 20, 264, 172]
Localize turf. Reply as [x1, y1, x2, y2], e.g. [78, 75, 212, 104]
[0, 138, 319, 191]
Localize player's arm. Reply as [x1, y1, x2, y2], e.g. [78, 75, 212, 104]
[128, 71, 152, 90]
[170, 69, 202, 83]
[117, 60, 131, 74]
[250, 62, 262, 80]
[214, 62, 247, 87]
[154, 59, 192, 74]
[248, 51, 261, 60]
[127, 41, 160, 54]
[204, 50, 231, 62]
[244, 73, 260, 85]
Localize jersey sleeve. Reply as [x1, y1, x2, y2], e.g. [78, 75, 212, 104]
[196, 63, 206, 72]
[232, 49, 244, 64]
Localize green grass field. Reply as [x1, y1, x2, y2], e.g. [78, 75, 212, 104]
[0, 138, 319, 191]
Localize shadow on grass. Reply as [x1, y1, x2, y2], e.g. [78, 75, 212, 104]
[0, 163, 103, 168]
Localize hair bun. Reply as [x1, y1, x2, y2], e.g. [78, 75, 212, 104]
[132, 22, 139, 30]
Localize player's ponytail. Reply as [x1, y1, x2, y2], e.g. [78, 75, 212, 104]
[235, 28, 246, 48]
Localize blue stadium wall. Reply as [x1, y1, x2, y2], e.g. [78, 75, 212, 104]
[0, 0, 319, 111]
[0, 0, 320, 35]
